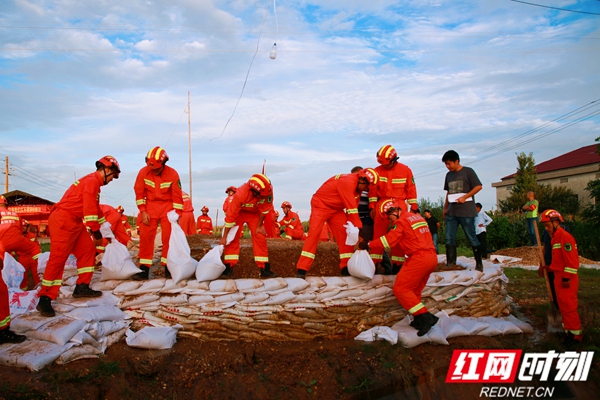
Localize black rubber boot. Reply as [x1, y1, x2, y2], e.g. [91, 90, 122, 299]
[416, 312, 439, 337]
[446, 245, 457, 266]
[410, 314, 422, 329]
[260, 263, 276, 278]
[0, 328, 26, 344]
[221, 263, 233, 278]
[73, 283, 102, 298]
[473, 246, 483, 272]
[36, 295, 56, 317]
[164, 265, 172, 279]
[132, 266, 150, 281]
[340, 267, 350, 276]
[392, 263, 402, 275]
[296, 269, 307, 279]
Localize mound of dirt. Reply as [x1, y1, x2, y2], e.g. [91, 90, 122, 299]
[491, 246, 599, 266]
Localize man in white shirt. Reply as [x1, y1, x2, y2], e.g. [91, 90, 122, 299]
[475, 203, 493, 259]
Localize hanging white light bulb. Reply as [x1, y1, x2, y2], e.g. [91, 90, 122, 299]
[269, 43, 277, 60]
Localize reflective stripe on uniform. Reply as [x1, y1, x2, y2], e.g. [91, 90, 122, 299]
[409, 303, 425, 315]
[300, 251, 315, 260]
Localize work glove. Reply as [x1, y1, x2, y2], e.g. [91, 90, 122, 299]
[356, 238, 369, 251]
[100, 221, 114, 240]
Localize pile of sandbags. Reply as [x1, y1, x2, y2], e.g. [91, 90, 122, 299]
[106, 265, 512, 342]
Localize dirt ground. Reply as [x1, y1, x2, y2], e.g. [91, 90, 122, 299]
[1, 237, 598, 400]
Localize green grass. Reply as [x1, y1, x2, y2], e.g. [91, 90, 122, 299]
[438, 244, 473, 257]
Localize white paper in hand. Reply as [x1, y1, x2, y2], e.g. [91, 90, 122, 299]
[344, 222, 359, 246]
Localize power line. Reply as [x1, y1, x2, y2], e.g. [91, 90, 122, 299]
[511, 0, 600, 16]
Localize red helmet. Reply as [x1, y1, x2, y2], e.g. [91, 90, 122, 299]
[376, 145, 398, 165]
[379, 199, 400, 218]
[281, 201, 292, 209]
[358, 168, 379, 186]
[201, 206, 209, 213]
[145, 147, 169, 169]
[540, 209, 564, 223]
[116, 205, 124, 214]
[95, 155, 121, 178]
[0, 195, 6, 205]
[225, 186, 237, 194]
[248, 174, 273, 197]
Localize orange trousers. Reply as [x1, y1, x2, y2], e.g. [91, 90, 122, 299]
[297, 207, 354, 272]
[224, 211, 268, 268]
[39, 209, 96, 300]
[179, 211, 196, 236]
[553, 271, 581, 337]
[138, 215, 173, 267]
[392, 250, 437, 316]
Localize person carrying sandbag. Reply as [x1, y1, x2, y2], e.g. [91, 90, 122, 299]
[220, 173, 276, 278]
[37, 156, 121, 317]
[358, 199, 438, 336]
[133, 147, 184, 280]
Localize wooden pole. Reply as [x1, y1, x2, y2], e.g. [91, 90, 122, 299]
[188, 90, 192, 200]
[4, 156, 8, 193]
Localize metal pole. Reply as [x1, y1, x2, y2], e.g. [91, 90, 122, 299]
[5, 156, 8, 193]
[188, 91, 192, 200]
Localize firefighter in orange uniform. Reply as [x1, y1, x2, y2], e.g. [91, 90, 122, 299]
[0, 196, 42, 291]
[98, 204, 132, 248]
[219, 174, 275, 278]
[279, 201, 306, 240]
[360, 200, 438, 336]
[296, 168, 378, 278]
[36, 156, 121, 317]
[540, 209, 583, 345]
[179, 191, 197, 235]
[133, 147, 184, 280]
[272, 210, 281, 238]
[197, 206, 213, 235]
[116, 206, 132, 237]
[223, 186, 237, 215]
[369, 145, 418, 272]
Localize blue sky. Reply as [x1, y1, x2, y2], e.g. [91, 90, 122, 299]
[1, 0, 599, 224]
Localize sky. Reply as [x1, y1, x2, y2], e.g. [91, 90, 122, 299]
[1, 0, 599, 224]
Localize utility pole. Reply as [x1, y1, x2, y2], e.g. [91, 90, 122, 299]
[4, 156, 9, 193]
[187, 91, 192, 200]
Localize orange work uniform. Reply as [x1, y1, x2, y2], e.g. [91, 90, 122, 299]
[134, 165, 184, 267]
[279, 210, 306, 240]
[369, 162, 418, 265]
[197, 215, 214, 235]
[0, 209, 42, 291]
[223, 194, 235, 215]
[98, 204, 131, 247]
[297, 174, 362, 272]
[369, 212, 436, 317]
[179, 192, 197, 235]
[38, 172, 107, 300]
[223, 183, 272, 268]
[549, 227, 582, 340]
[120, 214, 132, 236]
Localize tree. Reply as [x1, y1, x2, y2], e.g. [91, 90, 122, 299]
[499, 152, 538, 212]
[499, 152, 580, 216]
[582, 136, 600, 226]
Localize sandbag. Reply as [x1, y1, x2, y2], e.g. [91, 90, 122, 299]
[125, 324, 182, 349]
[8, 288, 39, 316]
[2, 252, 24, 289]
[25, 316, 87, 346]
[347, 250, 375, 280]
[101, 240, 141, 281]
[196, 245, 226, 282]
[0, 339, 74, 371]
[166, 210, 198, 284]
[344, 222, 359, 246]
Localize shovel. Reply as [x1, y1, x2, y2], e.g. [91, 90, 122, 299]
[533, 222, 563, 333]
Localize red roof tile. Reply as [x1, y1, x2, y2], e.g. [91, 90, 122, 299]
[501, 144, 600, 180]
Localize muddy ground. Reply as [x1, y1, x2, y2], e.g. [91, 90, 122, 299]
[1, 237, 598, 400]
